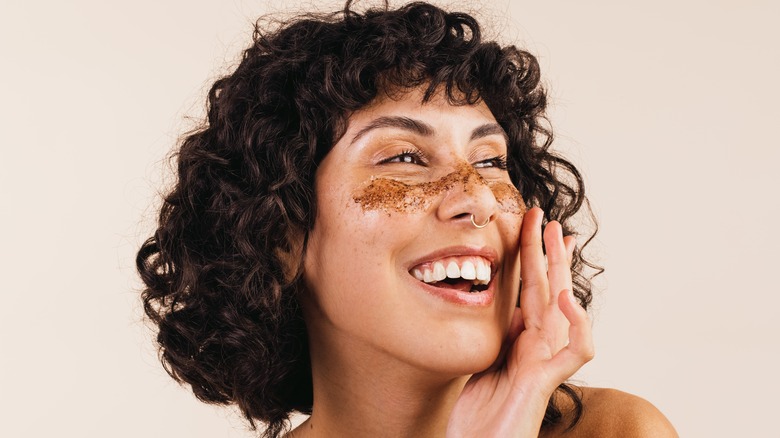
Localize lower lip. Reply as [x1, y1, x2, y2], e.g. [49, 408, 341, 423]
[412, 276, 495, 306]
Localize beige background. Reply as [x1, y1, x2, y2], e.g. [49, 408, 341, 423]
[2, 1, 778, 437]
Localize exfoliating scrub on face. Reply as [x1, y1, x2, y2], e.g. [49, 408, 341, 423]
[353, 162, 526, 214]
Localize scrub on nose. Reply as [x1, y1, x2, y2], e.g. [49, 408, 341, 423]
[353, 162, 526, 214]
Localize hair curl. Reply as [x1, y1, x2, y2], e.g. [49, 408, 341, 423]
[137, 1, 602, 436]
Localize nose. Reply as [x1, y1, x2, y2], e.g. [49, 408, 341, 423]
[436, 165, 499, 228]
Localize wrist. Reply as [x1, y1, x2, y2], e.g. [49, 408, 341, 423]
[508, 370, 560, 411]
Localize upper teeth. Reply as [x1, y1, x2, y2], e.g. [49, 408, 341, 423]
[411, 257, 492, 285]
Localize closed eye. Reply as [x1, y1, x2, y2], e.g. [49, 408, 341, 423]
[473, 155, 508, 170]
[379, 149, 428, 166]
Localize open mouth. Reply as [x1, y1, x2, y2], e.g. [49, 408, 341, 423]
[409, 256, 494, 293]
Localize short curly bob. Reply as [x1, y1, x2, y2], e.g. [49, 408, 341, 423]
[137, 1, 601, 436]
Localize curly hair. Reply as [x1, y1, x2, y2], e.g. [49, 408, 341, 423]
[137, 1, 602, 436]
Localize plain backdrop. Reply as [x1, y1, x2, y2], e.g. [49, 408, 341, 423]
[1, 1, 778, 437]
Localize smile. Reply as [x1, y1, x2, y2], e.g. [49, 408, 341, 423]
[409, 255, 495, 293]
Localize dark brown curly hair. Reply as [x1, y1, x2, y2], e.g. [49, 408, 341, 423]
[137, 1, 601, 436]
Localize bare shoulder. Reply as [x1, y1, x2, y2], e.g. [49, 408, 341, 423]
[540, 386, 678, 438]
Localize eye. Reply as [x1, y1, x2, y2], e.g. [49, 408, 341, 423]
[473, 155, 508, 170]
[379, 149, 427, 166]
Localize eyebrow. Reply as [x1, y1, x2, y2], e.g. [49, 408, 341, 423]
[348, 116, 508, 146]
[470, 123, 508, 143]
[349, 116, 434, 145]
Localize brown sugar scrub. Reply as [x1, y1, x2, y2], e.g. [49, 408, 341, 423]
[353, 162, 526, 215]
[486, 181, 526, 215]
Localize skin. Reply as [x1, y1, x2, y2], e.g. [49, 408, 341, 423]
[540, 387, 679, 438]
[291, 86, 675, 437]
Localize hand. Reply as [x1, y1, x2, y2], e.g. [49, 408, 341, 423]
[447, 207, 594, 438]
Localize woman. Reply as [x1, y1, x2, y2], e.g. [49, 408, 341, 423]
[137, 1, 677, 436]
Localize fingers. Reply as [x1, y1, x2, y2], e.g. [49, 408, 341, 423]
[499, 307, 525, 368]
[519, 208, 545, 290]
[519, 208, 575, 323]
[563, 235, 576, 264]
[544, 221, 573, 307]
[548, 289, 595, 379]
[507, 306, 525, 342]
[519, 208, 547, 319]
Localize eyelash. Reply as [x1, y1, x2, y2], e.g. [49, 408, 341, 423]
[474, 154, 508, 170]
[380, 149, 428, 165]
[380, 150, 508, 170]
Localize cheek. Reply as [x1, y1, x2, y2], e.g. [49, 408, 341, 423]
[306, 165, 417, 289]
[494, 183, 524, 252]
[491, 181, 524, 270]
[489, 181, 526, 215]
[353, 178, 433, 212]
[496, 206, 524, 310]
[304, 202, 411, 297]
[302, 207, 423, 343]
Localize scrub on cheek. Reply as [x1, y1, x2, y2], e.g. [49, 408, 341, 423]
[353, 162, 527, 215]
[488, 181, 526, 215]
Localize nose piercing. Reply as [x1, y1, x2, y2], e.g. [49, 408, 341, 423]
[470, 214, 490, 229]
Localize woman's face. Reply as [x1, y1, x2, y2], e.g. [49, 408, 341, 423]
[302, 87, 526, 376]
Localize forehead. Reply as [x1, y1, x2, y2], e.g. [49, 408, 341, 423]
[344, 86, 499, 137]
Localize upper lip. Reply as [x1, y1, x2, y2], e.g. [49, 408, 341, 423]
[404, 245, 499, 272]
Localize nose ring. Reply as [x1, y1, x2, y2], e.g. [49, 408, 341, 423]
[470, 214, 490, 229]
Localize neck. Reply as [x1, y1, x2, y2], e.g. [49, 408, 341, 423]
[294, 321, 469, 438]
